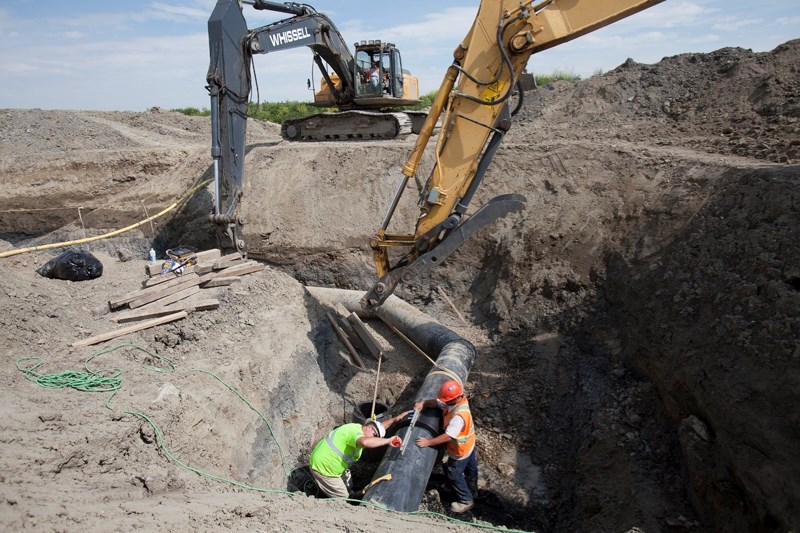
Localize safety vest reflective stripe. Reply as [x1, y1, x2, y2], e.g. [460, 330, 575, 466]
[325, 429, 358, 465]
[449, 404, 475, 444]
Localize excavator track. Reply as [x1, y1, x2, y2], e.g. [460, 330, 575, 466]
[281, 111, 412, 142]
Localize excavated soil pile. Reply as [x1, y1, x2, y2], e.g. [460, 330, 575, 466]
[1, 40, 798, 532]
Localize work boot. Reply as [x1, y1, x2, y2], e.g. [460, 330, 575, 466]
[451, 500, 475, 513]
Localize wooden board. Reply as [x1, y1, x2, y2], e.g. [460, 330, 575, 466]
[134, 285, 200, 310]
[111, 298, 220, 323]
[346, 313, 382, 361]
[212, 258, 246, 270]
[217, 251, 244, 263]
[161, 298, 220, 314]
[194, 249, 222, 263]
[195, 264, 215, 275]
[127, 273, 213, 309]
[72, 312, 188, 348]
[330, 304, 368, 358]
[110, 272, 200, 309]
[213, 261, 265, 278]
[201, 276, 242, 288]
[336, 313, 369, 357]
[325, 311, 365, 369]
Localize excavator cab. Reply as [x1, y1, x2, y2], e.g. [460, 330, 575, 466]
[314, 42, 419, 109]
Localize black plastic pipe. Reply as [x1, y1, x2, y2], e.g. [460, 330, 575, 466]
[304, 287, 475, 511]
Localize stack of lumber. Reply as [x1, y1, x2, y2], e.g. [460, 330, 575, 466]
[325, 303, 383, 370]
[71, 249, 265, 348]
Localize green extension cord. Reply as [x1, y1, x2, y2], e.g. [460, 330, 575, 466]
[15, 342, 290, 476]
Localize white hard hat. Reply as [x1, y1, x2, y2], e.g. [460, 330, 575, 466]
[365, 419, 386, 438]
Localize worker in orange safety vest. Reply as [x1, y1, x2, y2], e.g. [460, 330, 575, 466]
[414, 379, 478, 514]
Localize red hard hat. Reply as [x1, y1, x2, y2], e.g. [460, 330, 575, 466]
[437, 380, 463, 403]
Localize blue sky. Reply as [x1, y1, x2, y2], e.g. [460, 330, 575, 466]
[0, 0, 798, 111]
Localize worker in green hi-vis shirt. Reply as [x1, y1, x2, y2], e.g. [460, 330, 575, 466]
[309, 412, 410, 498]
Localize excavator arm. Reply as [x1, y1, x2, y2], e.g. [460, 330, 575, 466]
[206, 0, 358, 254]
[362, 0, 664, 309]
[246, 4, 357, 105]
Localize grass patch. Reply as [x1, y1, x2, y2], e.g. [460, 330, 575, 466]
[170, 72, 583, 121]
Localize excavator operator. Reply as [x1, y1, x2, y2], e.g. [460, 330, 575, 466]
[367, 60, 381, 89]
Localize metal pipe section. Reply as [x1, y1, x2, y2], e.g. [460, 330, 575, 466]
[304, 287, 475, 511]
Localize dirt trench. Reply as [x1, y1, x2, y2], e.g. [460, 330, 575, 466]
[2, 40, 800, 533]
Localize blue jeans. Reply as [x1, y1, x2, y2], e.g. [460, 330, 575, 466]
[446, 448, 478, 503]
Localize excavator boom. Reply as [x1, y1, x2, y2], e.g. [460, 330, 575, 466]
[362, 0, 665, 309]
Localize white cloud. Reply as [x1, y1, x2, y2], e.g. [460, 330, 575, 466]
[775, 16, 800, 25]
[711, 17, 765, 32]
[149, 2, 211, 23]
[621, 1, 718, 28]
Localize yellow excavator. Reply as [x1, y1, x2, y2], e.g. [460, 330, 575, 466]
[360, 0, 665, 309]
[207, 0, 423, 143]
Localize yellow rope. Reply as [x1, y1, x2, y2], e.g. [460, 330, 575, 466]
[0, 179, 212, 259]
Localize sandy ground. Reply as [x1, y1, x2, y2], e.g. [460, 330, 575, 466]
[1, 39, 799, 532]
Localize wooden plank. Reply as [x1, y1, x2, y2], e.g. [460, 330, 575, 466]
[346, 313, 382, 361]
[111, 304, 185, 324]
[128, 273, 213, 309]
[145, 261, 164, 277]
[111, 298, 219, 323]
[325, 311, 365, 369]
[213, 258, 246, 270]
[217, 251, 243, 263]
[330, 304, 367, 356]
[110, 272, 200, 309]
[195, 264, 215, 275]
[213, 261, 264, 278]
[194, 249, 221, 263]
[336, 314, 369, 358]
[330, 304, 375, 360]
[201, 276, 242, 288]
[72, 312, 188, 348]
[136, 285, 200, 310]
[333, 303, 352, 318]
[161, 298, 220, 313]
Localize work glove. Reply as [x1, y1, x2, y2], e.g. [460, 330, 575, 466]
[389, 436, 402, 448]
